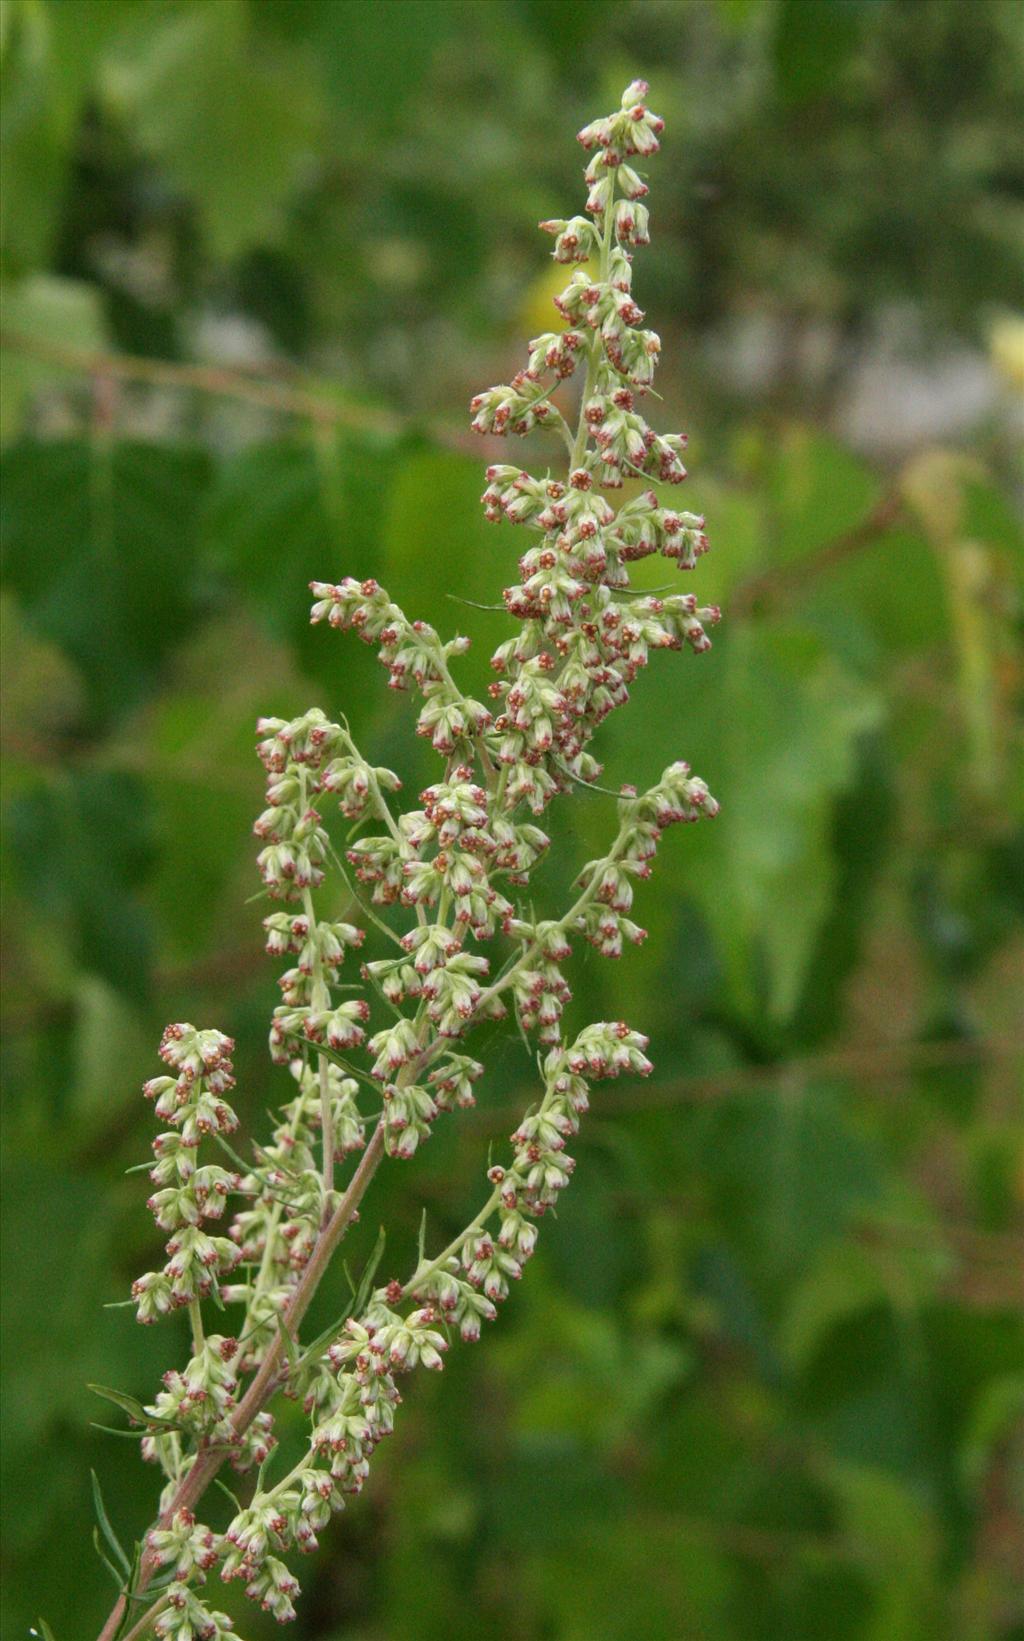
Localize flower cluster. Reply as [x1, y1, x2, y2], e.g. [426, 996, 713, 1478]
[225, 1057, 367, 1358]
[131, 1026, 241, 1325]
[153, 1582, 236, 1641]
[96, 81, 722, 1641]
[206, 1020, 650, 1618]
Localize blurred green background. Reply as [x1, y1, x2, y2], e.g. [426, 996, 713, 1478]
[2, 1, 1022, 1637]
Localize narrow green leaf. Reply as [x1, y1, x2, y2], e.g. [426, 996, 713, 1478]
[299, 1227, 387, 1367]
[111, 1541, 143, 1639]
[254, 1443, 277, 1497]
[87, 1383, 182, 1431]
[87, 1384, 148, 1424]
[362, 962, 405, 1019]
[353, 1225, 387, 1318]
[276, 1312, 300, 1374]
[298, 1310, 351, 1369]
[92, 1469, 132, 1577]
[93, 1525, 124, 1589]
[210, 1133, 253, 1174]
[213, 1476, 242, 1510]
[89, 1422, 147, 1440]
[325, 843, 404, 947]
[280, 1029, 379, 1090]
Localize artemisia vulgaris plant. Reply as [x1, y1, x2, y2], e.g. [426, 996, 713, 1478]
[91, 81, 720, 1641]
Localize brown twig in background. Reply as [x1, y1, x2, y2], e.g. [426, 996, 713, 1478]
[2, 326, 910, 617]
[0, 328, 476, 453]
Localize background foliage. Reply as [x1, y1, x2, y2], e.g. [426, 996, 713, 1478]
[1, 2, 1022, 1638]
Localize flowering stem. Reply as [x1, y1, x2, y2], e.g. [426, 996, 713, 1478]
[402, 1067, 567, 1305]
[188, 1297, 204, 1357]
[431, 648, 501, 790]
[318, 1051, 334, 1208]
[260, 1452, 314, 1505]
[569, 186, 616, 471]
[298, 760, 337, 1206]
[471, 800, 637, 1020]
[403, 1185, 503, 1299]
[244, 1092, 308, 1321]
[98, 81, 718, 1641]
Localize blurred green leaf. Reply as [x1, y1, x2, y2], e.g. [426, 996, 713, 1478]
[780, 1234, 947, 1371]
[959, 1372, 1024, 1493]
[0, 0, 143, 273]
[0, 589, 83, 750]
[603, 614, 884, 1025]
[695, 623, 883, 1021]
[828, 1463, 939, 1641]
[6, 769, 154, 1000]
[198, 433, 405, 678]
[496, 1277, 690, 1450]
[0, 1160, 112, 1470]
[780, 1242, 888, 1369]
[774, 0, 864, 106]
[139, 657, 274, 958]
[71, 976, 150, 1135]
[699, 1087, 884, 1293]
[199, 439, 338, 638]
[1, 438, 212, 722]
[382, 444, 518, 697]
[805, 525, 947, 659]
[262, 0, 457, 130]
[106, 0, 323, 261]
[516, 0, 619, 52]
[721, 625, 881, 1018]
[765, 428, 880, 567]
